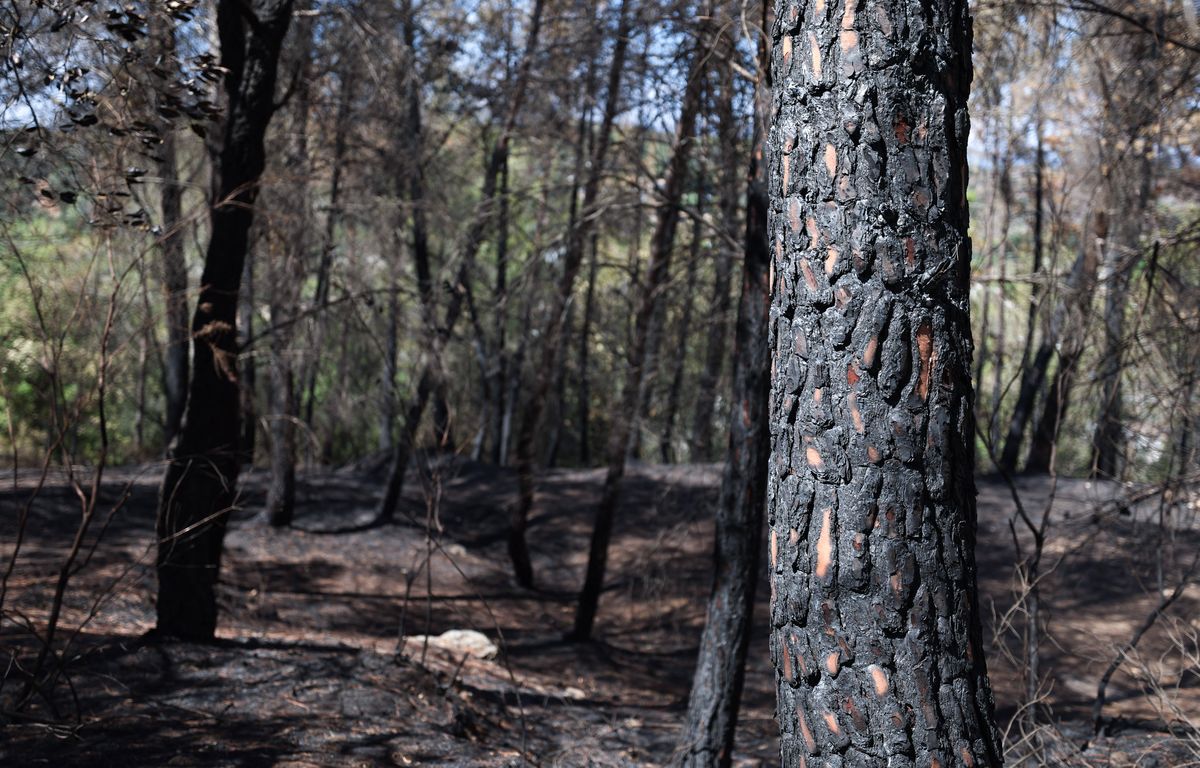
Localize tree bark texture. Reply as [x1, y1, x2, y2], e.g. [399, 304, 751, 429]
[675, 5, 771, 763]
[154, 0, 293, 640]
[767, 1, 1003, 764]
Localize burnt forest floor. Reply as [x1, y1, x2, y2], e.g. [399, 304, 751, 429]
[2, 456, 1199, 766]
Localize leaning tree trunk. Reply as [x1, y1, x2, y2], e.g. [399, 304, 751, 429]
[155, 0, 293, 641]
[767, 1, 1003, 764]
[508, 0, 631, 587]
[571, 10, 710, 641]
[675, 5, 770, 763]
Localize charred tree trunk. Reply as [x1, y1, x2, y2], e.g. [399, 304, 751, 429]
[689, 29, 740, 464]
[571, 12, 709, 640]
[266, 11, 314, 527]
[151, 12, 189, 451]
[675, 7, 770, 763]
[238, 246, 257, 464]
[577, 231, 600, 466]
[490, 156, 510, 464]
[767, 1, 1003, 764]
[377, 0, 546, 524]
[508, 0, 632, 586]
[1025, 211, 1103, 475]
[660, 175, 705, 465]
[302, 57, 356, 430]
[154, 0, 293, 640]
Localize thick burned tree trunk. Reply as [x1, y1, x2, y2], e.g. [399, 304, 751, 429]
[767, 1, 1003, 765]
[675, 6, 770, 763]
[508, 0, 631, 587]
[571, 11, 709, 640]
[155, 0, 293, 640]
[376, 0, 546, 524]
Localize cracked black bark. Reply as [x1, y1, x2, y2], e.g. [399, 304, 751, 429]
[767, 1, 1003, 765]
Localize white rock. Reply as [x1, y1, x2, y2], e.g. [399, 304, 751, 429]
[402, 629, 498, 660]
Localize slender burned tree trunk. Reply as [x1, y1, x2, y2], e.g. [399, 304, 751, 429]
[689, 23, 740, 464]
[767, 1, 1003, 764]
[151, 11, 189, 451]
[661, 173, 705, 465]
[675, 5, 770, 763]
[376, 0, 546, 524]
[266, 10, 314, 527]
[508, 0, 631, 586]
[577, 231, 600, 466]
[570, 9, 710, 640]
[155, 0, 293, 641]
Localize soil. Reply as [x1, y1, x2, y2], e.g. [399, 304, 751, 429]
[1, 457, 1198, 766]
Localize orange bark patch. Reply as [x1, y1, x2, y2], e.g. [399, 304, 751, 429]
[849, 392, 864, 434]
[798, 709, 817, 753]
[839, 0, 858, 52]
[895, 115, 909, 144]
[801, 259, 819, 291]
[825, 651, 841, 675]
[961, 748, 976, 767]
[825, 246, 840, 275]
[905, 237, 916, 266]
[782, 642, 793, 682]
[815, 507, 833, 578]
[823, 711, 841, 736]
[867, 445, 881, 463]
[869, 664, 889, 696]
[782, 152, 791, 188]
[782, 35, 793, 65]
[806, 446, 824, 469]
[824, 144, 838, 178]
[815, 0, 825, 16]
[788, 198, 803, 233]
[770, 528, 779, 568]
[847, 363, 860, 387]
[863, 335, 878, 367]
[809, 32, 822, 79]
[813, 387, 823, 404]
[806, 215, 820, 242]
[916, 320, 934, 400]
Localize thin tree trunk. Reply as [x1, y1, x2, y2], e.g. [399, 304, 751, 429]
[155, 0, 293, 640]
[238, 246, 257, 463]
[302, 58, 356, 430]
[377, 0, 546, 524]
[490, 156, 510, 464]
[660, 175, 704, 465]
[571, 11, 709, 640]
[152, 13, 189, 451]
[689, 28, 739, 464]
[675, 5, 769, 762]
[577, 231, 600, 466]
[266, 11, 314, 527]
[508, 0, 632, 586]
[1025, 210, 1104, 474]
[767, 1, 1003, 764]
